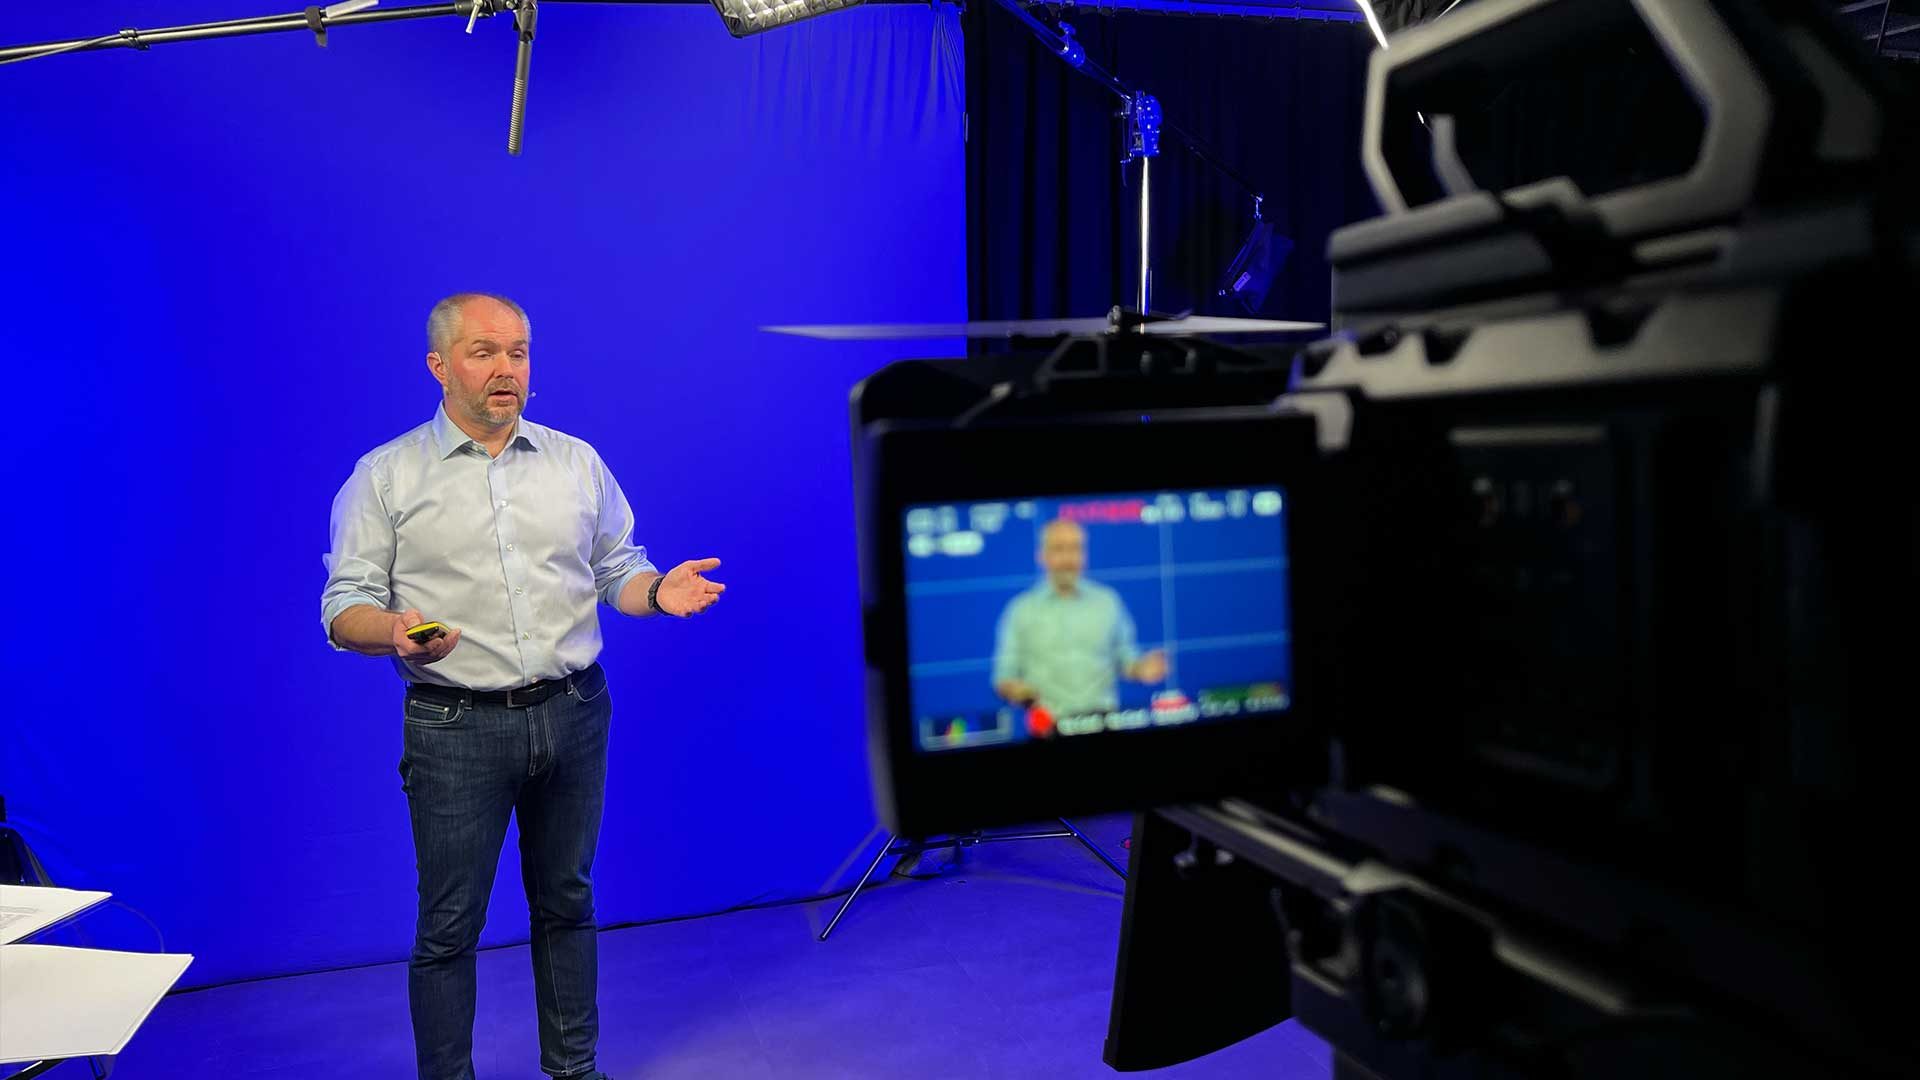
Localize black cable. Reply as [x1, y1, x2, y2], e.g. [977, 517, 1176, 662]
[163, 878, 905, 997]
[1, 822, 169, 954]
[105, 899, 169, 954]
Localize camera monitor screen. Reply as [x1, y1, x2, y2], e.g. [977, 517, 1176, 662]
[902, 488, 1294, 756]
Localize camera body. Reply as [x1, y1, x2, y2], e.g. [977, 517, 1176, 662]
[850, 0, 1917, 1075]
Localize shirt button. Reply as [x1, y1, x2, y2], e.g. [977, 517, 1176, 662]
[514, 586, 524, 595]
[522, 632, 530, 640]
[497, 500, 508, 509]
[507, 544, 516, 552]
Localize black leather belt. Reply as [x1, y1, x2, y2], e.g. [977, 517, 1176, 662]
[408, 663, 598, 709]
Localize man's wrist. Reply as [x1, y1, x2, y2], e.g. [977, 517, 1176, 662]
[647, 573, 674, 617]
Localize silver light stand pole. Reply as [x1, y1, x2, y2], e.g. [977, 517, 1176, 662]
[1125, 89, 1162, 319]
[507, 0, 536, 155]
[0, 0, 652, 156]
[1138, 154, 1152, 315]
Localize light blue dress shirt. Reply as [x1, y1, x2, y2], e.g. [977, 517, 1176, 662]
[991, 579, 1141, 716]
[321, 405, 656, 691]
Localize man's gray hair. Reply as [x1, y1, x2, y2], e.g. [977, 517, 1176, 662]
[426, 293, 532, 355]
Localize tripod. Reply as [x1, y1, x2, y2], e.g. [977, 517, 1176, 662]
[818, 817, 1127, 941]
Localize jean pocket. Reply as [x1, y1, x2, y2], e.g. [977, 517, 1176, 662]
[404, 695, 465, 727]
[571, 666, 609, 704]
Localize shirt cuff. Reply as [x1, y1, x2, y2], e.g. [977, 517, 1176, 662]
[602, 561, 660, 614]
[321, 596, 383, 651]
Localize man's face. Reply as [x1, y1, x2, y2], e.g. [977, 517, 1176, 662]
[430, 298, 530, 431]
[1039, 521, 1086, 589]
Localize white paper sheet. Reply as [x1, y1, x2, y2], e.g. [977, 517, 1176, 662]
[0, 885, 111, 945]
[0, 945, 193, 1062]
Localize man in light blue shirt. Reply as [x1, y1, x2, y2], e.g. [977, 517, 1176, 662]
[992, 518, 1168, 718]
[321, 293, 725, 1080]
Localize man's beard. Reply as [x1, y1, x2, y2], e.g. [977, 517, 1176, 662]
[464, 388, 521, 426]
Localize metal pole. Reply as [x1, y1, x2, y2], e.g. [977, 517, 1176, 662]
[1058, 817, 1128, 879]
[1162, 119, 1263, 202]
[970, 828, 1073, 843]
[992, 0, 1131, 100]
[0, 4, 471, 63]
[1876, 0, 1893, 56]
[1137, 156, 1152, 315]
[985, 0, 1267, 211]
[0, 2, 690, 65]
[507, 0, 537, 155]
[818, 832, 898, 941]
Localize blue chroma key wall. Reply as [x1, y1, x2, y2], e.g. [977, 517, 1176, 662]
[0, 3, 964, 987]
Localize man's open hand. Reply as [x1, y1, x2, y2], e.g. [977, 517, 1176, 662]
[1129, 649, 1169, 684]
[995, 678, 1040, 705]
[656, 558, 727, 616]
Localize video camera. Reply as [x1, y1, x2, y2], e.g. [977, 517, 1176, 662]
[850, 0, 1917, 1076]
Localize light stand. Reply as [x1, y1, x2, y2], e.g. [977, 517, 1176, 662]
[0, 2, 489, 64]
[0, 0, 667, 156]
[988, 1, 1277, 325]
[819, 819, 1127, 941]
[508, 0, 537, 156]
[1123, 89, 1162, 314]
[991, 3, 1163, 321]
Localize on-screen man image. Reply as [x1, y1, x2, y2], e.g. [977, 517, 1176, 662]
[991, 518, 1169, 721]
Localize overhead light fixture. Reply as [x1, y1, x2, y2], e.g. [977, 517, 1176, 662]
[1355, 0, 1390, 50]
[709, 0, 865, 38]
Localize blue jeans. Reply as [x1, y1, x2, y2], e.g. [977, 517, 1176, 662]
[398, 663, 612, 1080]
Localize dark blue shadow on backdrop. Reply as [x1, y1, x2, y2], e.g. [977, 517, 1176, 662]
[0, 3, 964, 988]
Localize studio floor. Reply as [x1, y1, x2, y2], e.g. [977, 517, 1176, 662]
[88, 816, 1329, 1079]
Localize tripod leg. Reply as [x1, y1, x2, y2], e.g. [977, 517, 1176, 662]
[819, 832, 898, 941]
[1060, 817, 1127, 880]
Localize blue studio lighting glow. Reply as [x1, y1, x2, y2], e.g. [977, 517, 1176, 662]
[1, 2, 965, 988]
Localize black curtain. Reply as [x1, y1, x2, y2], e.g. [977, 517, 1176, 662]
[964, 8, 1380, 330]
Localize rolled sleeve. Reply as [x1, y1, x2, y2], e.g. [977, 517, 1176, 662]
[1111, 594, 1141, 672]
[991, 596, 1023, 686]
[320, 461, 395, 648]
[589, 454, 658, 611]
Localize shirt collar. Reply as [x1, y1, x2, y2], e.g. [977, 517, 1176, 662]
[432, 403, 541, 458]
[1037, 578, 1083, 600]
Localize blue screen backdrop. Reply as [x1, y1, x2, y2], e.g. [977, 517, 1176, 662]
[0, 3, 965, 988]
